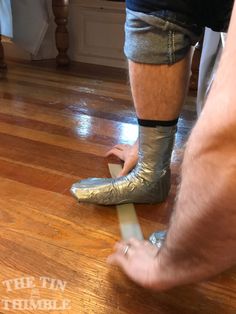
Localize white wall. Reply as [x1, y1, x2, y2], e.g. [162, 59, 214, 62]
[68, 0, 126, 68]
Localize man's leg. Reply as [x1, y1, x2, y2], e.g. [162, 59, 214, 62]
[71, 10, 200, 205]
[129, 56, 191, 121]
[106, 55, 192, 177]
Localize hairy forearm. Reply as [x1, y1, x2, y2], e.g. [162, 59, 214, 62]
[154, 3, 236, 290]
[156, 128, 236, 289]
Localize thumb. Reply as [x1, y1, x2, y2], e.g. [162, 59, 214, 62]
[118, 163, 131, 177]
[118, 159, 137, 176]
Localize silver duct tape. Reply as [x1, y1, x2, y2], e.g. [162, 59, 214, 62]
[71, 125, 175, 205]
[108, 163, 144, 241]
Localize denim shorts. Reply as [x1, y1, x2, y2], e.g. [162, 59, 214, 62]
[124, 9, 203, 65]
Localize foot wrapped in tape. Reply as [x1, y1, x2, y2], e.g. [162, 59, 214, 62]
[71, 125, 176, 205]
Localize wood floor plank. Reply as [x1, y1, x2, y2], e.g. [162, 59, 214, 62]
[9, 70, 131, 101]
[0, 100, 138, 145]
[0, 132, 107, 178]
[0, 121, 108, 156]
[0, 87, 136, 124]
[0, 112, 120, 147]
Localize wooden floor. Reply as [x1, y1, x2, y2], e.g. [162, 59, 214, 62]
[0, 60, 236, 314]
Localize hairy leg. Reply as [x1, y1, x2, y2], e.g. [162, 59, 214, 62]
[129, 53, 192, 120]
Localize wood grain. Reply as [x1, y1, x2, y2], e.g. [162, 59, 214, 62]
[0, 60, 235, 314]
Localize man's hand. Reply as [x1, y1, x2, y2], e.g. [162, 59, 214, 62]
[106, 141, 138, 176]
[107, 238, 161, 290]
